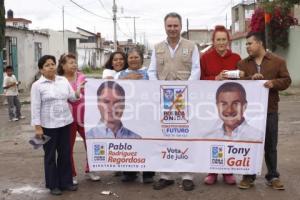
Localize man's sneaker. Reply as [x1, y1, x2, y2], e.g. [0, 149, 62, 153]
[204, 173, 218, 185]
[266, 178, 285, 190]
[73, 176, 78, 185]
[238, 177, 254, 189]
[11, 118, 19, 122]
[182, 179, 194, 191]
[87, 172, 100, 181]
[19, 116, 25, 119]
[223, 174, 236, 185]
[153, 179, 175, 190]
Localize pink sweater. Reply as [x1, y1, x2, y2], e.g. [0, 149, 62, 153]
[68, 71, 85, 124]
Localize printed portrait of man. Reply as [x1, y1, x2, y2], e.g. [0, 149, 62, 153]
[86, 81, 141, 139]
[163, 88, 174, 109]
[203, 82, 263, 141]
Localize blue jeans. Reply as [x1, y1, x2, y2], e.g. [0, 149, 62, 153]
[243, 112, 280, 181]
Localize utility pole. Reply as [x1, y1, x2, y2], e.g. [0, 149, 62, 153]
[186, 18, 189, 40]
[0, 0, 5, 94]
[112, 0, 117, 51]
[226, 13, 228, 29]
[133, 17, 136, 44]
[62, 6, 65, 52]
[143, 32, 146, 47]
[123, 16, 139, 44]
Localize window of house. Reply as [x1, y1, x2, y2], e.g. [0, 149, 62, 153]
[235, 8, 239, 22]
[2, 48, 7, 65]
[34, 42, 42, 62]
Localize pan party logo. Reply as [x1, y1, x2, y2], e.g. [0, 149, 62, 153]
[93, 143, 106, 162]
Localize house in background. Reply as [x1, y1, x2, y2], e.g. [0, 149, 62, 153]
[5, 9, 31, 29]
[117, 39, 136, 53]
[230, 1, 300, 86]
[4, 27, 49, 90]
[230, 0, 255, 59]
[40, 29, 86, 63]
[1, 10, 85, 94]
[1, 10, 49, 94]
[77, 27, 107, 69]
[181, 29, 213, 51]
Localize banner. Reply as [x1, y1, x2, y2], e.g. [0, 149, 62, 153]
[84, 79, 268, 174]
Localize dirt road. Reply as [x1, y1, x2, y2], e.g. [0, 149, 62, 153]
[0, 88, 299, 200]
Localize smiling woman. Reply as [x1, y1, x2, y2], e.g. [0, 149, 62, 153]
[115, 47, 149, 80]
[102, 51, 128, 79]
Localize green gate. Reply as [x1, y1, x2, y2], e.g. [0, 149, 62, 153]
[10, 37, 18, 79]
[0, 50, 3, 93]
[0, 37, 18, 94]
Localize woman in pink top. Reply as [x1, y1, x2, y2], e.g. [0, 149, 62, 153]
[57, 53, 100, 185]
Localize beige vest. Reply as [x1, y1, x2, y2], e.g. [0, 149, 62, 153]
[155, 38, 195, 80]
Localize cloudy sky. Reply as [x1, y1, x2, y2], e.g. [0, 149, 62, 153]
[5, 0, 244, 45]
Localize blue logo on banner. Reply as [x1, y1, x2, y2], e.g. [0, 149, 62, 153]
[93, 143, 106, 162]
[211, 145, 225, 165]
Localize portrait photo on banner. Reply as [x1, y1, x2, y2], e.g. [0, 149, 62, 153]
[84, 79, 268, 141]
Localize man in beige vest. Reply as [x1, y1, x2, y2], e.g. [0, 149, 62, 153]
[148, 12, 200, 191]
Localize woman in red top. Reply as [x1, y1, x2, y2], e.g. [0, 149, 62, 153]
[200, 25, 241, 80]
[201, 25, 241, 185]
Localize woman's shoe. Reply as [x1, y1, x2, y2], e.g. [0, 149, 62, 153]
[50, 188, 62, 195]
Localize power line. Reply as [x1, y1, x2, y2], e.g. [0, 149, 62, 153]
[117, 22, 131, 38]
[97, 0, 112, 17]
[210, 1, 232, 26]
[46, 0, 106, 24]
[124, 22, 133, 35]
[46, 0, 74, 8]
[69, 0, 111, 20]
[121, 16, 139, 43]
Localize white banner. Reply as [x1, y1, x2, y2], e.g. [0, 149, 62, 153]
[84, 79, 268, 174]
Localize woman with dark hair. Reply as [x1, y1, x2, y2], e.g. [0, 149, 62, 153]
[102, 51, 128, 79]
[200, 25, 241, 185]
[31, 55, 84, 195]
[114, 47, 154, 183]
[115, 47, 148, 80]
[57, 53, 100, 184]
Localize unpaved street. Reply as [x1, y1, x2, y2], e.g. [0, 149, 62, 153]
[1, 88, 300, 200]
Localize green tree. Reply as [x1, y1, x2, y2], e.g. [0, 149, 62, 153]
[256, 0, 299, 50]
[0, 0, 4, 93]
[0, 0, 5, 49]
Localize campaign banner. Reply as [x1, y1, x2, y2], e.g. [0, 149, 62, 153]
[84, 79, 268, 174]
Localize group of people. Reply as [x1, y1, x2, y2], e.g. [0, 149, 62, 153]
[29, 44, 153, 195]
[28, 11, 291, 195]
